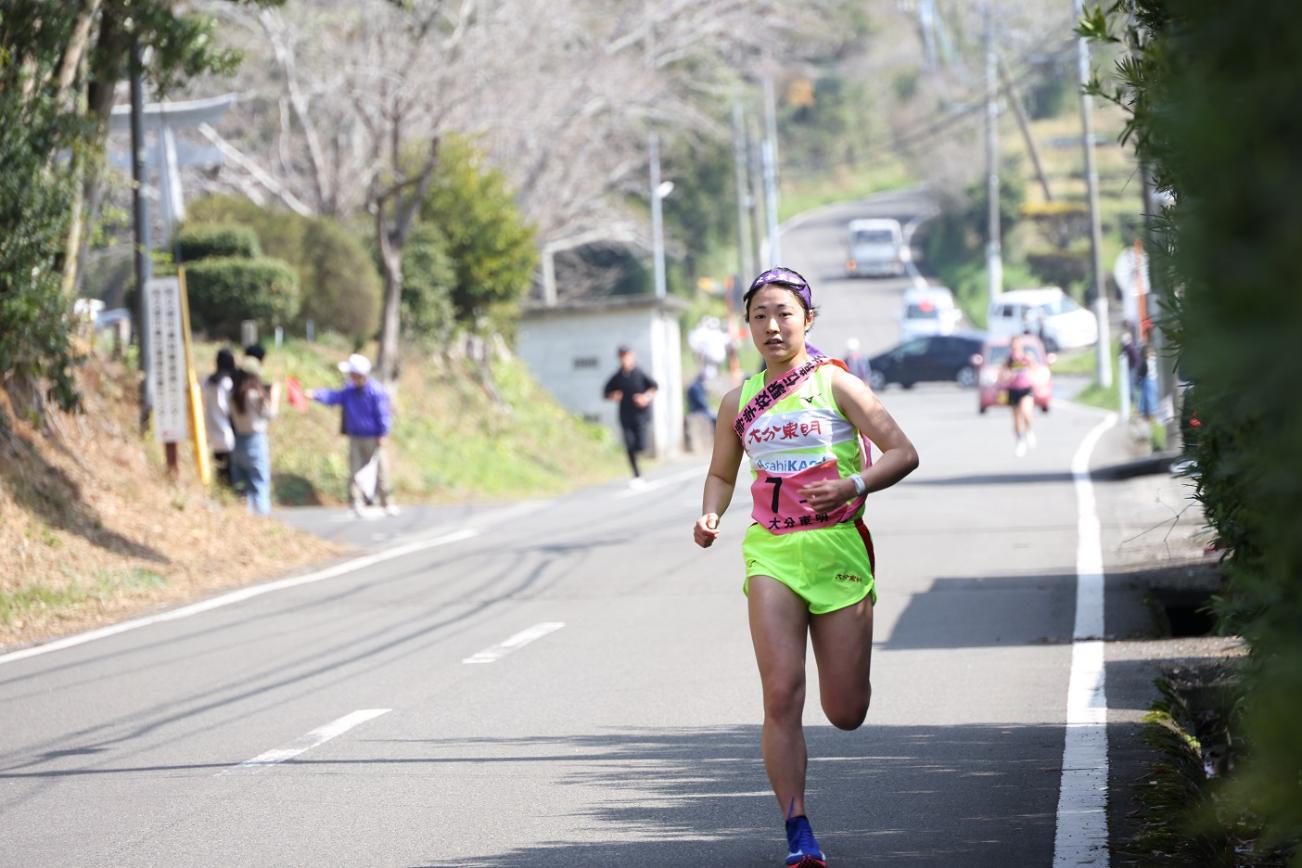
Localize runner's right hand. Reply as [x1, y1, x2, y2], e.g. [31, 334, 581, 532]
[693, 513, 720, 548]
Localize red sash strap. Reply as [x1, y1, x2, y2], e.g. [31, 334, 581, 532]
[733, 354, 843, 440]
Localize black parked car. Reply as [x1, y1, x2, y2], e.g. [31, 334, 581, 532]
[867, 333, 986, 390]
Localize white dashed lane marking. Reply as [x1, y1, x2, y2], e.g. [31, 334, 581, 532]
[463, 622, 566, 664]
[221, 708, 391, 775]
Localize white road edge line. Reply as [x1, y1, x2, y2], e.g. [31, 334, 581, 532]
[1053, 412, 1117, 867]
[613, 466, 706, 499]
[220, 708, 390, 775]
[463, 622, 565, 664]
[0, 528, 481, 667]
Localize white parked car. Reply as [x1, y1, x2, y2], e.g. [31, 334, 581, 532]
[845, 218, 908, 277]
[987, 287, 1098, 351]
[899, 286, 963, 340]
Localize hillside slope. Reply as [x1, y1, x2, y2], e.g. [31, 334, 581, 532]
[1, 340, 627, 651]
[0, 358, 344, 649]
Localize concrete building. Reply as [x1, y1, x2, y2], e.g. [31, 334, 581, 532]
[517, 295, 688, 459]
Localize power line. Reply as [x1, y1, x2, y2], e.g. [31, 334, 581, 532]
[829, 39, 1077, 168]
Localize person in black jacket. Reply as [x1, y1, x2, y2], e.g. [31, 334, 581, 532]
[603, 346, 658, 482]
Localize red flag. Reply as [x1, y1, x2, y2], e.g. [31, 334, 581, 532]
[285, 374, 308, 413]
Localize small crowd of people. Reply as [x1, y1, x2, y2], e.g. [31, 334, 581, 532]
[200, 345, 396, 518]
[1121, 321, 1158, 423]
[201, 343, 279, 515]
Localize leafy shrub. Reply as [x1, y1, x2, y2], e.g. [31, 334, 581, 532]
[185, 257, 300, 339]
[298, 218, 381, 339]
[1025, 251, 1089, 291]
[175, 223, 259, 261]
[1086, 0, 1302, 856]
[186, 195, 307, 265]
[0, 94, 83, 411]
[186, 196, 380, 339]
[418, 134, 537, 333]
[401, 222, 456, 341]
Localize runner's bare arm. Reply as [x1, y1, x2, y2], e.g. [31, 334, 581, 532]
[695, 387, 744, 548]
[800, 368, 919, 512]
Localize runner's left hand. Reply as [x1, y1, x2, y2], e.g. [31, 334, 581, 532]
[799, 478, 855, 513]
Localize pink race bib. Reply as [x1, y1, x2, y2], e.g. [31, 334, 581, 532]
[750, 458, 865, 535]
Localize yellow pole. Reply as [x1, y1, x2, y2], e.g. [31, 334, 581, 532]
[177, 268, 212, 485]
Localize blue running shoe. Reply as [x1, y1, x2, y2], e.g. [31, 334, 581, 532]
[784, 815, 827, 866]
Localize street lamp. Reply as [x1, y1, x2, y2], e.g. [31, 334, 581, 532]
[649, 134, 674, 299]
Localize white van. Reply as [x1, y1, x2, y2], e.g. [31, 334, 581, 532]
[987, 287, 1098, 351]
[845, 218, 907, 277]
[899, 286, 963, 340]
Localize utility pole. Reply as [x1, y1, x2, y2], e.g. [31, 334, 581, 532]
[1074, 0, 1112, 387]
[761, 77, 781, 265]
[998, 56, 1054, 201]
[129, 36, 153, 426]
[984, 2, 1003, 303]
[747, 112, 767, 272]
[649, 133, 667, 300]
[731, 98, 754, 285]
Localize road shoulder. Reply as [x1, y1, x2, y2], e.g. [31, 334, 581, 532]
[1087, 431, 1241, 863]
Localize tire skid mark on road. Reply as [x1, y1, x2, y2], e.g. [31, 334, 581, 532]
[0, 463, 691, 672]
[462, 622, 565, 664]
[219, 708, 390, 775]
[1053, 413, 1117, 867]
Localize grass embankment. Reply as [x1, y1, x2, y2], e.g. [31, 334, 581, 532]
[1126, 666, 1289, 867]
[0, 357, 344, 649]
[778, 159, 914, 223]
[1055, 341, 1120, 411]
[938, 101, 1142, 329]
[1, 339, 626, 650]
[1057, 338, 1167, 450]
[198, 335, 628, 506]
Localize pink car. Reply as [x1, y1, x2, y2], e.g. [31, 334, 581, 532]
[974, 336, 1054, 414]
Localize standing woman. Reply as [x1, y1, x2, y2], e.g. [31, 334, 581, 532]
[693, 267, 918, 867]
[229, 357, 279, 515]
[201, 348, 237, 487]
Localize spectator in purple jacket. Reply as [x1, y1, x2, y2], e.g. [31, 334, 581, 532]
[311, 353, 397, 517]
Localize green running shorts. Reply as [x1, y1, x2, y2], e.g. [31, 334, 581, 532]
[742, 519, 877, 613]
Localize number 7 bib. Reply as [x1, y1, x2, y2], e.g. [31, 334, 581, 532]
[749, 458, 863, 534]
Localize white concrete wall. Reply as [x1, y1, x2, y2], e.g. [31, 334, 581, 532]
[517, 304, 684, 458]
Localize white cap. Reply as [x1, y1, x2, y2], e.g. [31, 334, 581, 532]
[845, 337, 861, 353]
[338, 353, 372, 377]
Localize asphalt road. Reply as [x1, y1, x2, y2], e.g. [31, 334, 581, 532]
[0, 192, 1140, 867]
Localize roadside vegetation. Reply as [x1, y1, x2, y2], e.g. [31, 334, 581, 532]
[918, 81, 1141, 328]
[196, 335, 626, 507]
[0, 355, 345, 649]
[1082, 1, 1302, 861]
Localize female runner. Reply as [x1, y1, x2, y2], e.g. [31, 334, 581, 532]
[693, 267, 919, 867]
[1005, 334, 1036, 457]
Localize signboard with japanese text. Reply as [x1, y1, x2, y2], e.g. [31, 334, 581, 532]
[146, 276, 188, 444]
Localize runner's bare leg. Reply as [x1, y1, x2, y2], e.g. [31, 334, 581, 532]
[748, 575, 812, 817]
[810, 597, 874, 730]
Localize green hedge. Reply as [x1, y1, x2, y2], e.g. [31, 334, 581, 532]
[176, 223, 260, 261]
[298, 217, 381, 339]
[186, 196, 380, 339]
[185, 257, 300, 339]
[1088, 0, 1302, 858]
